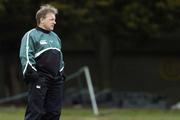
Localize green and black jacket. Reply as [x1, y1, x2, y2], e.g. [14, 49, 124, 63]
[19, 27, 64, 77]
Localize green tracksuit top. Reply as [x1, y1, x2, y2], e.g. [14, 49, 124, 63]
[19, 27, 64, 77]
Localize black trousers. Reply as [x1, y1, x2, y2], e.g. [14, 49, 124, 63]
[24, 73, 64, 120]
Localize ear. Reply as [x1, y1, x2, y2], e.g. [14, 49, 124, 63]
[40, 17, 45, 24]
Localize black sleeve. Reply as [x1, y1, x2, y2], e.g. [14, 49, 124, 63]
[23, 65, 39, 84]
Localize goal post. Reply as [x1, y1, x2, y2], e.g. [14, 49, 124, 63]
[66, 66, 99, 115]
[83, 66, 99, 115]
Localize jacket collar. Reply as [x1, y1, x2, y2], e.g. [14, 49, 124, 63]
[36, 26, 50, 34]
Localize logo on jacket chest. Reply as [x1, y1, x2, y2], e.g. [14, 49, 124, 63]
[40, 40, 48, 45]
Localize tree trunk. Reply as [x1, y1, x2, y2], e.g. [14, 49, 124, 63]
[9, 58, 21, 95]
[98, 36, 112, 89]
[0, 58, 7, 98]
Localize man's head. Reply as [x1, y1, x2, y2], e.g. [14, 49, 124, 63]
[36, 4, 58, 31]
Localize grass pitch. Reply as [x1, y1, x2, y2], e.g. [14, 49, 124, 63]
[1, 106, 180, 120]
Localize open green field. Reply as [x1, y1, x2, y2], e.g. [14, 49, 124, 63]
[1, 106, 180, 120]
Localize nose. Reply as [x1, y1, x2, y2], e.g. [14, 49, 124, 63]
[54, 20, 56, 24]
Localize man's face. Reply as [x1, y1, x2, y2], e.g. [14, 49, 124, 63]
[40, 12, 56, 31]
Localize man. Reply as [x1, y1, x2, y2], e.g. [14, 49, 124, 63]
[19, 4, 65, 120]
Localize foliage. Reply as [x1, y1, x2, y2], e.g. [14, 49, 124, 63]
[45, 0, 180, 43]
[120, 0, 179, 38]
[0, 0, 5, 16]
[0, 0, 179, 43]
